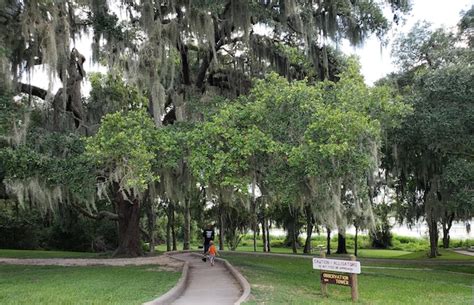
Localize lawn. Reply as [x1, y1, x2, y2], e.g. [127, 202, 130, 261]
[396, 249, 474, 260]
[156, 243, 474, 260]
[8, 245, 470, 261]
[232, 246, 414, 259]
[353, 249, 411, 258]
[224, 252, 474, 305]
[0, 264, 180, 305]
[0, 249, 101, 259]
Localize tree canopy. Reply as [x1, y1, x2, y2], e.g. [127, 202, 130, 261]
[0, 0, 435, 257]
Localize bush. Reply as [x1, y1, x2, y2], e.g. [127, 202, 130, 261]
[141, 240, 150, 252]
[0, 200, 118, 253]
[370, 228, 393, 249]
[270, 239, 285, 248]
[0, 200, 44, 249]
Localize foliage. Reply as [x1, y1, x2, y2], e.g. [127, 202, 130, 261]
[0, 0, 415, 256]
[0, 199, 118, 252]
[458, 5, 474, 47]
[370, 203, 393, 249]
[85, 109, 158, 195]
[189, 101, 274, 190]
[382, 18, 474, 256]
[1, 132, 96, 208]
[0, 92, 28, 144]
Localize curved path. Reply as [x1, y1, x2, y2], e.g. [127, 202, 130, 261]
[0, 256, 182, 268]
[169, 252, 242, 305]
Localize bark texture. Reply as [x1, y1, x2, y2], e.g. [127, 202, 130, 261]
[113, 187, 142, 257]
[336, 231, 348, 254]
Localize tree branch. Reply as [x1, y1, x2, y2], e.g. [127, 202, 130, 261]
[71, 202, 119, 221]
[196, 38, 227, 89]
[18, 83, 48, 100]
[140, 227, 150, 240]
[179, 43, 191, 85]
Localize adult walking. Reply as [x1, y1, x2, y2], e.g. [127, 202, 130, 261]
[202, 224, 215, 254]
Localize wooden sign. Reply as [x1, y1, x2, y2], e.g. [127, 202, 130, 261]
[320, 272, 351, 286]
[312, 258, 361, 274]
[315, 252, 359, 302]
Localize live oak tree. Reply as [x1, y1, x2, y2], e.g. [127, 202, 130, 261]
[85, 109, 158, 256]
[188, 102, 274, 250]
[381, 15, 473, 257]
[225, 61, 408, 254]
[1, 0, 410, 256]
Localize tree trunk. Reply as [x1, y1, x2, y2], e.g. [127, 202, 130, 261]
[251, 177, 257, 252]
[166, 204, 171, 252]
[266, 217, 271, 252]
[171, 204, 177, 251]
[261, 216, 267, 252]
[219, 204, 225, 251]
[303, 224, 313, 254]
[336, 230, 348, 254]
[354, 225, 359, 257]
[147, 202, 155, 253]
[303, 204, 313, 254]
[290, 220, 297, 254]
[442, 213, 454, 249]
[113, 187, 142, 257]
[326, 227, 331, 255]
[427, 218, 439, 258]
[183, 198, 191, 250]
[253, 228, 257, 252]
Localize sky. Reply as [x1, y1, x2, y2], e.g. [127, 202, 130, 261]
[24, 0, 473, 93]
[343, 0, 473, 85]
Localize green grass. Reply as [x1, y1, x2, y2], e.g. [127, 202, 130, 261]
[0, 249, 101, 259]
[396, 249, 474, 260]
[155, 242, 474, 260]
[230, 246, 414, 259]
[348, 249, 412, 258]
[224, 252, 474, 305]
[323, 249, 473, 260]
[0, 264, 180, 305]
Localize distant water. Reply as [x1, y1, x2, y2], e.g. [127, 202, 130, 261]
[268, 219, 473, 239]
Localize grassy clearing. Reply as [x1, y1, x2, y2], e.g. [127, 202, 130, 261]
[396, 249, 474, 260]
[228, 246, 414, 259]
[0, 249, 101, 259]
[0, 264, 180, 305]
[155, 243, 473, 260]
[238, 234, 474, 253]
[224, 252, 474, 305]
[155, 233, 474, 258]
[353, 249, 411, 258]
[326, 249, 473, 260]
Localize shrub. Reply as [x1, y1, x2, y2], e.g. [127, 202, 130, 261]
[270, 239, 285, 248]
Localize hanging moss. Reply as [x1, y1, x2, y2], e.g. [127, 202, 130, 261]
[231, 0, 251, 39]
[5, 177, 63, 212]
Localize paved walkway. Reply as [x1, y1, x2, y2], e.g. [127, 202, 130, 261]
[453, 250, 474, 257]
[169, 253, 241, 305]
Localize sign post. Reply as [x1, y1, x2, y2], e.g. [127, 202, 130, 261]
[319, 251, 328, 297]
[350, 255, 359, 302]
[313, 255, 361, 302]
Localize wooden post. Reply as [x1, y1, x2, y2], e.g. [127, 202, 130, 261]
[320, 251, 328, 297]
[350, 255, 359, 302]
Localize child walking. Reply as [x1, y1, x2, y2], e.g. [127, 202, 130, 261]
[207, 240, 218, 266]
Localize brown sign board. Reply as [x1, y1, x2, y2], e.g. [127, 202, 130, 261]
[320, 272, 352, 286]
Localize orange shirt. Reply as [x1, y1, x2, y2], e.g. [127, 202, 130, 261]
[208, 244, 217, 255]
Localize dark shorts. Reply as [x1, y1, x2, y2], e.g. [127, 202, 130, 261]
[204, 243, 211, 253]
